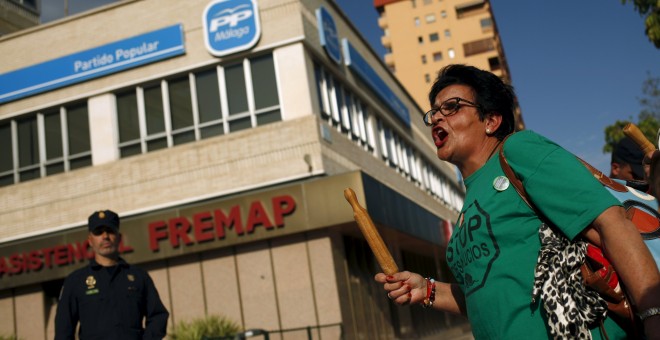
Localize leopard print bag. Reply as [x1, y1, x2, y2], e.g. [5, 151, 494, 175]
[531, 223, 608, 339]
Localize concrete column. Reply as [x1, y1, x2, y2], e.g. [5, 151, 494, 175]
[15, 286, 45, 340]
[273, 43, 314, 120]
[88, 93, 119, 166]
[0, 290, 15, 337]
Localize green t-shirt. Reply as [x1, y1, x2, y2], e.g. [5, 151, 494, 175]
[446, 130, 626, 339]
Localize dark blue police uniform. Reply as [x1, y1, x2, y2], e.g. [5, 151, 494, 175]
[54, 257, 169, 340]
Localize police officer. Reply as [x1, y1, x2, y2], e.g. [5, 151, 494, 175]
[55, 210, 169, 340]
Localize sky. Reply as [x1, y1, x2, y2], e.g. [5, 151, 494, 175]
[334, 0, 660, 175]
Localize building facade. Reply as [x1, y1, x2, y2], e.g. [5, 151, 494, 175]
[0, 0, 39, 36]
[0, 0, 469, 338]
[374, 0, 524, 130]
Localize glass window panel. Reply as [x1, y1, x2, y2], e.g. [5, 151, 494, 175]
[147, 138, 167, 152]
[229, 117, 251, 132]
[46, 163, 65, 176]
[17, 117, 38, 167]
[44, 110, 63, 160]
[173, 131, 196, 146]
[69, 156, 91, 170]
[144, 84, 165, 135]
[200, 124, 224, 139]
[67, 103, 90, 155]
[251, 55, 279, 110]
[256, 110, 281, 126]
[120, 145, 142, 158]
[0, 123, 13, 172]
[168, 77, 194, 130]
[196, 69, 222, 123]
[19, 168, 40, 182]
[0, 175, 13, 187]
[116, 91, 140, 142]
[313, 63, 325, 114]
[225, 63, 248, 115]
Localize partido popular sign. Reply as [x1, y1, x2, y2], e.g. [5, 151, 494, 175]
[0, 24, 185, 104]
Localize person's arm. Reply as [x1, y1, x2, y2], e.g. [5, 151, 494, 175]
[374, 271, 466, 315]
[142, 274, 169, 340]
[54, 279, 78, 340]
[584, 206, 660, 339]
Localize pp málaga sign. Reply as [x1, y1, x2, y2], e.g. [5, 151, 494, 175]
[203, 0, 261, 57]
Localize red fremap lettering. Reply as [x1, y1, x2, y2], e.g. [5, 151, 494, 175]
[149, 221, 168, 251]
[193, 211, 215, 243]
[168, 217, 193, 248]
[215, 206, 244, 238]
[246, 201, 273, 233]
[272, 195, 296, 226]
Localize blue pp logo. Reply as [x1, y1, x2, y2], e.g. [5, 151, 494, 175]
[203, 0, 261, 57]
[316, 6, 341, 64]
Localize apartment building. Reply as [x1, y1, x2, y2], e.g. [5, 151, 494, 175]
[0, 0, 470, 338]
[375, 0, 524, 129]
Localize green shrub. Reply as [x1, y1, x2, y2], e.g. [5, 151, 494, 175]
[0, 335, 20, 340]
[169, 314, 242, 340]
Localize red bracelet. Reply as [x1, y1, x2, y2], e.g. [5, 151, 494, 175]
[423, 278, 435, 308]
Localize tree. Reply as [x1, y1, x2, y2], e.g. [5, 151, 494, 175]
[604, 73, 660, 152]
[621, 0, 660, 48]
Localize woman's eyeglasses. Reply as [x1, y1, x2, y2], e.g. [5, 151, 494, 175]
[423, 97, 481, 126]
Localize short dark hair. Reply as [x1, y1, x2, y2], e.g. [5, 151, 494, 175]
[428, 64, 516, 139]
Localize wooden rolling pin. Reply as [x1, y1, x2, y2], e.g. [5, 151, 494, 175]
[343, 188, 399, 275]
[623, 122, 656, 155]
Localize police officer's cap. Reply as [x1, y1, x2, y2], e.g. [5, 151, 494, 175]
[88, 209, 120, 233]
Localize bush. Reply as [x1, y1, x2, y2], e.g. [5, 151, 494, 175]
[0, 335, 20, 340]
[169, 314, 242, 340]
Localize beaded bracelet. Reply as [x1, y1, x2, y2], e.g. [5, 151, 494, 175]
[422, 277, 436, 308]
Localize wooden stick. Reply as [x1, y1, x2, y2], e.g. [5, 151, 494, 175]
[343, 188, 399, 275]
[623, 123, 656, 155]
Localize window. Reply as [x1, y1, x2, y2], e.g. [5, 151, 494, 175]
[423, 0, 432, 4]
[448, 48, 455, 59]
[463, 38, 495, 57]
[314, 62, 463, 212]
[456, 0, 486, 19]
[440, 10, 447, 18]
[489, 57, 501, 71]
[424, 74, 431, 83]
[425, 14, 436, 23]
[433, 52, 443, 61]
[480, 18, 493, 32]
[429, 33, 439, 42]
[116, 54, 280, 158]
[0, 103, 91, 187]
[418, 36, 424, 44]
[421, 55, 427, 64]
[414, 17, 420, 26]
[444, 29, 451, 38]
[0, 123, 13, 186]
[314, 62, 376, 152]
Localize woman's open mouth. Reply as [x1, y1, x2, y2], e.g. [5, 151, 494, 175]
[433, 127, 448, 148]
